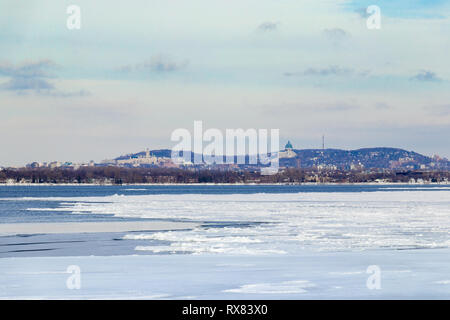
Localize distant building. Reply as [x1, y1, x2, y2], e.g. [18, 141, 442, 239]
[350, 162, 364, 171]
[26, 162, 41, 169]
[115, 148, 160, 166]
[48, 161, 61, 169]
[279, 141, 297, 159]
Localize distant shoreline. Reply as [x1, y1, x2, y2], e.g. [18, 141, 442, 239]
[1, 182, 449, 186]
[2, 166, 448, 184]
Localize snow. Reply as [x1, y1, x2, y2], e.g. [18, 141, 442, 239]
[1, 187, 449, 299]
[17, 190, 450, 254]
[1, 249, 450, 299]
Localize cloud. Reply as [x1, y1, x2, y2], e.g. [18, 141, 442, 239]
[374, 102, 392, 110]
[118, 55, 188, 74]
[43, 89, 92, 98]
[354, 7, 369, 18]
[323, 28, 350, 41]
[2, 77, 55, 91]
[262, 101, 360, 115]
[284, 65, 354, 77]
[317, 102, 360, 112]
[0, 59, 89, 96]
[0, 59, 58, 79]
[257, 21, 279, 32]
[426, 104, 450, 116]
[410, 70, 443, 82]
[0, 59, 58, 92]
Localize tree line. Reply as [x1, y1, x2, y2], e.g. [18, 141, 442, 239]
[0, 167, 449, 184]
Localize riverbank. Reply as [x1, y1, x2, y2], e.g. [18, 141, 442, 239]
[1, 181, 449, 186]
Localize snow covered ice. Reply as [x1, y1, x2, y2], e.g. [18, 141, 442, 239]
[1, 185, 449, 299]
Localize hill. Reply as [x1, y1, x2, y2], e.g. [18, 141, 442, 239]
[115, 147, 449, 171]
[281, 147, 448, 170]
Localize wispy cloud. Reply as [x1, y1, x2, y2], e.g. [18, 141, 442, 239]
[2, 77, 55, 91]
[317, 102, 360, 112]
[323, 28, 350, 41]
[284, 65, 355, 77]
[0, 59, 58, 78]
[354, 7, 369, 18]
[0, 59, 89, 97]
[43, 89, 91, 98]
[256, 21, 279, 32]
[410, 70, 443, 82]
[118, 55, 188, 74]
[374, 102, 392, 110]
[0, 59, 57, 92]
[262, 101, 361, 114]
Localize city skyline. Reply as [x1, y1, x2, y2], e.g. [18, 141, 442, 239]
[2, 139, 449, 168]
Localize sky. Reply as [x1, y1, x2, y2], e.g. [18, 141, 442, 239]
[0, 0, 449, 166]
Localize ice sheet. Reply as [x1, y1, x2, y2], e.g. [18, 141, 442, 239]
[1, 249, 450, 299]
[17, 191, 450, 254]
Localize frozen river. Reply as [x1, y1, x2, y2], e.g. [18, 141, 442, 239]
[1, 184, 449, 299]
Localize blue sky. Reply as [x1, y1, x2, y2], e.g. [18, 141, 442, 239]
[343, 0, 449, 19]
[0, 0, 449, 165]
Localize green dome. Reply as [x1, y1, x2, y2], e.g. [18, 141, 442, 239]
[285, 141, 293, 149]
